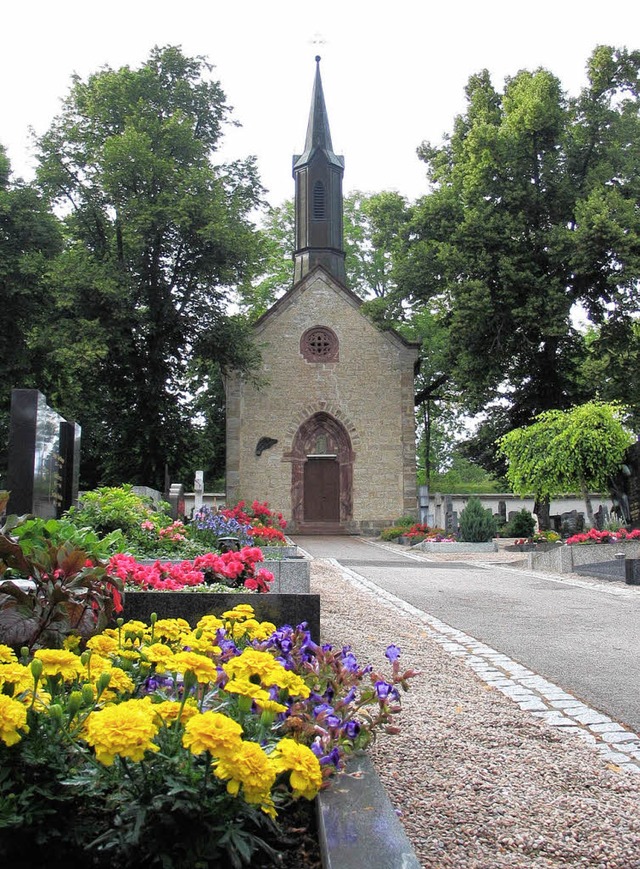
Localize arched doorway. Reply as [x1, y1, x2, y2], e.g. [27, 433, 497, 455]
[288, 412, 354, 532]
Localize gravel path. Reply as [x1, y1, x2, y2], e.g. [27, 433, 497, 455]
[311, 558, 640, 868]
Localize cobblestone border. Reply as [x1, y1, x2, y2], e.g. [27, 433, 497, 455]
[326, 556, 640, 775]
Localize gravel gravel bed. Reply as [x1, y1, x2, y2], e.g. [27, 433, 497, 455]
[311, 559, 640, 868]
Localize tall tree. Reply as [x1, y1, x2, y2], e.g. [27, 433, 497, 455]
[0, 146, 63, 481]
[395, 46, 640, 447]
[33, 46, 263, 489]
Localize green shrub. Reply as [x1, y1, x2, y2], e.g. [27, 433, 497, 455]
[458, 497, 497, 542]
[503, 509, 536, 538]
[393, 516, 416, 528]
[380, 526, 405, 541]
[65, 485, 169, 537]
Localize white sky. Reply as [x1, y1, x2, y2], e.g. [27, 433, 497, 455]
[2, 0, 639, 207]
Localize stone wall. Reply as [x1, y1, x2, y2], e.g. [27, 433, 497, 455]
[225, 270, 418, 531]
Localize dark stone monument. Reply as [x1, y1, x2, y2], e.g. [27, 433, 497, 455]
[168, 482, 186, 520]
[6, 389, 81, 518]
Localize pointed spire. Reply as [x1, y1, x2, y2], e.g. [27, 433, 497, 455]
[305, 56, 333, 153]
[294, 57, 343, 170]
[292, 56, 346, 285]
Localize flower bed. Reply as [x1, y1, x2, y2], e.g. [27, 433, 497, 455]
[108, 546, 274, 593]
[565, 528, 640, 545]
[0, 606, 416, 867]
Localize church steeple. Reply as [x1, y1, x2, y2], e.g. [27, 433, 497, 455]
[292, 57, 346, 285]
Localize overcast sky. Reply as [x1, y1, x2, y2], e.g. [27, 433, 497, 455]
[2, 1, 639, 207]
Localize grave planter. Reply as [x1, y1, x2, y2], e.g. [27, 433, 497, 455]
[122, 590, 321, 641]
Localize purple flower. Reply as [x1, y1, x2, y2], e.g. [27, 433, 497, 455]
[326, 714, 341, 729]
[374, 680, 399, 701]
[313, 703, 334, 717]
[342, 720, 361, 739]
[341, 647, 359, 672]
[385, 644, 401, 663]
[320, 747, 341, 767]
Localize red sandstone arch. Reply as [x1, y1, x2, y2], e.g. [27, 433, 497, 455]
[288, 412, 354, 530]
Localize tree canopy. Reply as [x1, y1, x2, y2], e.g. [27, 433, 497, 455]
[28, 46, 263, 489]
[497, 401, 635, 524]
[391, 46, 640, 443]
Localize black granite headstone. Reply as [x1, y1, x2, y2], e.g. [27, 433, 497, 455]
[6, 389, 81, 518]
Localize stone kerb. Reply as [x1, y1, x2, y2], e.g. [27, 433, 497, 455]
[417, 541, 498, 553]
[528, 540, 640, 573]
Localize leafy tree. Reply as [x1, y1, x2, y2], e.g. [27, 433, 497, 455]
[497, 400, 635, 526]
[240, 190, 411, 318]
[32, 46, 264, 489]
[393, 46, 640, 469]
[343, 190, 409, 299]
[0, 146, 63, 482]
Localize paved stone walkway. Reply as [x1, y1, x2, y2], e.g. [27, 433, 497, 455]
[296, 536, 640, 775]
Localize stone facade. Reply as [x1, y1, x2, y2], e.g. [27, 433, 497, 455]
[225, 267, 419, 533]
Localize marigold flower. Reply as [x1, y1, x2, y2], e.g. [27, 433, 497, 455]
[171, 651, 218, 684]
[270, 738, 323, 800]
[0, 662, 32, 694]
[0, 644, 17, 664]
[182, 711, 243, 757]
[0, 694, 30, 746]
[144, 643, 176, 667]
[152, 618, 191, 641]
[152, 699, 199, 725]
[214, 741, 277, 815]
[33, 649, 83, 681]
[83, 697, 160, 765]
[195, 614, 224, 633]
[86, 634, 119, 656]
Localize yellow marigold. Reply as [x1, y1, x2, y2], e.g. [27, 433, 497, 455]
[100, 666, 135, 697]
[214, 741, 277, 816]
[0, 662, 32, 694]
[182, 710, 243, 757]
[178, 631, 220, 655]
[83, 653, 111, 679]
[270, 738, 323, 800]
[222, 605, 255, 621]
[223, 678, 272, 704]
[0, 694, 30, 746]
[152, 618, 191, 641]
[86, 634, 120, 656]
[223, 649, 309, 698]
[33, 649, 82, 681]
[223, 648, 280, 683]
[144, 643, 176, 666]
[120, 620, 149, 637]
[195, 614, 224, 633]
[63, 634, 82, 652]
[171, 651, 218, 684]
[0, 644, 17, 664]
[83, 697, 160, 765]
[248, 621, 277, 641]
[273, 668, 311, 699]
[152, 699, 199, 725]
[117, 649, 142, 662]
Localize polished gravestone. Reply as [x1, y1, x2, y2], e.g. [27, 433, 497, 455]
[6, 389, 81, 518]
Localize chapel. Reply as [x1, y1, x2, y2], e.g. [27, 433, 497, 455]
[225, 57, 419, 534]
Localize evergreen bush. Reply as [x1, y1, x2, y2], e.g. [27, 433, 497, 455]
[504, 509, 536, 538]
[458, 497, 497, 542]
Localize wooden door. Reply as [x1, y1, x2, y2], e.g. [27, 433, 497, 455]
[304, 458, 340, 522]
